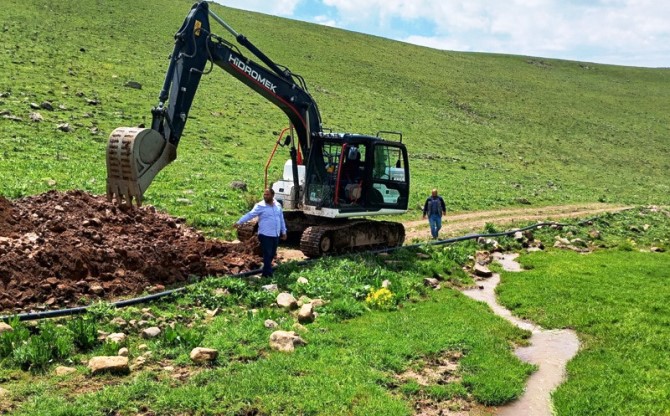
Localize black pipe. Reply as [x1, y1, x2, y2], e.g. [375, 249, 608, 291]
[0, 212, 623, 322]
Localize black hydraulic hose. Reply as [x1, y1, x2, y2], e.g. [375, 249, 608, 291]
[0, 212, 623, 322]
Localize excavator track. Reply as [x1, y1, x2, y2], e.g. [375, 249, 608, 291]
[300, 220, 405, 258]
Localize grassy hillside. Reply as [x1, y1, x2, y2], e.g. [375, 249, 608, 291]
[1, 0, 668, 235]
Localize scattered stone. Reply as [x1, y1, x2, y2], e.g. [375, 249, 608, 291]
[141, 327, 161, 339]
[86, 99, 100, 106]
[276, 292, 298, 310]
[513, 231, 524, 241]
[29, 102, 40, 109]
[381, 279, 391, 289]
[423, 278, 440, 289]
[138, 344, 148, 351]
[106, 333, 127, 344]
[55, 366, 77, 376]
[297, 303, 315, 324]
[131, 356, 147, 371]
[0, 322, 13, 334]
[89, 284, 104, 295]
[29, 112, 43, 122]
[570, 238, 588, 248]
[230, 181, 247, 191]
[475, 250, 491, 265]
[190, 347, 219, 363]
[88, 356, 129, 375]
[3, 114, 22, 122]
[0, 387, 8, 397]
[269, 331, 307, 352]
[473, 263, 493, 278]
[56, 123, 72, 132]
[296, 277, 309, 285]
[264, 319, 279, 329]
[118, 347, 129, 357]
[310, 298, 327, 308]
[416, 253, 431, 260]
[262, 284, 279, 292]
[124, 81, 142, 89]
[588, 229, 601, 239]
[651, 247, 666, 253]
[643, 224, 651, 231]
[40, 101, 54, 111]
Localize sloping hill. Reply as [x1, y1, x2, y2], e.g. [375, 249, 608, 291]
[1, 0, 668, 236]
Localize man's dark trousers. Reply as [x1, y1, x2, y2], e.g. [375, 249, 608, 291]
[259, 234, 280, 277]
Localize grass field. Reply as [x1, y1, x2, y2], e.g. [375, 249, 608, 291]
[1, 0, 670, 414]
[1, 0, 669, 239]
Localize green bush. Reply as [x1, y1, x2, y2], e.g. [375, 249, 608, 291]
[67, 317, 99, 351]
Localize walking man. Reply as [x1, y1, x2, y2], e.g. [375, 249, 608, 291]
[235, 188, 287, 277]
[422, 188, 446, 239]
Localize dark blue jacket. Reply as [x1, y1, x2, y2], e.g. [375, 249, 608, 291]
[423, 196, 446, 216]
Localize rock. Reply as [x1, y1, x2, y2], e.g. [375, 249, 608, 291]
[138, 344, 148, 351]
[296, 277, 309, 285]
[141, 327, 161, 339]
[110, 317, 128, 328]
[513, 231, 524, 241]
[381, 279, 391, 289]
[276, 292, 298, 310]
[0, 322, 13, 334]
[416, 253, 431, 260]
[473, 263, 493, 278]
[130, 356, 147, 371]
[588, 229, 601, 239]
[423, 278, 440, 289]
[570, 238, 588, 248]
[475, 250, 491, 265]
[55, 366, 77, 376]
[88, 356, 129, 375]
[106, 333, 127, 344]
[262, 284, 279, 292]
[124, 81, 142, 89]
[56, 123, 72, 132]
[190, 347, 219, 363]
[651, 247, 666, 253]
[0, 387, 8, 397]
[264, 319, 279, 329]
[310, 298, 327, 308]
[297, 303, 315, 324]
[89, 284, 104, 295]
[269, 331, 307, 352]
[40, 101, 54, 111]
[118, 347, 129, 357]
[86, 99, 100, 106]
[29, 112, 43, 122]
[176, 198, 192, 205]
[230, 181, 247, 191]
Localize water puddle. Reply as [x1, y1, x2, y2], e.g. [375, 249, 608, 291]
[462, 253, 580, 416]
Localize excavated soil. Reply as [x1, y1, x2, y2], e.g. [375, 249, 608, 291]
[0, 190, 261, 314]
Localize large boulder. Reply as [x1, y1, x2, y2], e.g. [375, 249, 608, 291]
[190, 347, 219, 363]
[269, 331, 307, 352]
[88, 356, 129, 375]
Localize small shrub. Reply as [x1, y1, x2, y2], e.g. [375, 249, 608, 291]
[365, 287, 395, 311]
[162, 324, 205, 350]
[323, 298, 367, 321]
[67, 317, 99, 351]
[0, 317, 31, 358]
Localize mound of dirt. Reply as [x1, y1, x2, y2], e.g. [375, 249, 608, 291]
[0, 190, 261, 314]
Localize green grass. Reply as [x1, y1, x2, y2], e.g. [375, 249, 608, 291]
[497, 244, 670, 415]
[1, 248, 533, 415]
[1, 0, 669, 239]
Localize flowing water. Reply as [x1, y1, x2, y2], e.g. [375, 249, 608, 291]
[462, 253, 580, 416]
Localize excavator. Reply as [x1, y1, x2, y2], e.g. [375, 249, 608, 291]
[106, 1, 410, 257]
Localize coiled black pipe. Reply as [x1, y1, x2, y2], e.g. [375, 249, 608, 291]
[0, 213, 617, 322]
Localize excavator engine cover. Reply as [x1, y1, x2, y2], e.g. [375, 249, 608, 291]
[106, 127, 176, 206]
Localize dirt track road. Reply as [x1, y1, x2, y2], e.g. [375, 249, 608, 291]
[278, 203, 632, 261]
[403, 203, 633, 241]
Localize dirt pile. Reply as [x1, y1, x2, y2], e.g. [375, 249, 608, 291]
[0, 190, 261, 314]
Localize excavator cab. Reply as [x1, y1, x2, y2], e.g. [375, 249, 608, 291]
[302, 133, 409, 217]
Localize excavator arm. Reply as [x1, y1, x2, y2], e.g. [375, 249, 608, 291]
[106, 1, 322, 205]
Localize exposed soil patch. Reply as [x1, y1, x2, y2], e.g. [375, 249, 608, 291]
[0, 190, 261, 314]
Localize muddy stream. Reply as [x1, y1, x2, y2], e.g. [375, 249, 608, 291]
[463, 253, 580, 416]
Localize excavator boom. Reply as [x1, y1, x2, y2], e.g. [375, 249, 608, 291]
[106, 1, 320, 205]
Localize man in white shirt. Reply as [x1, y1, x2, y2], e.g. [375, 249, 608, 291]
[235, 188, 287, 277]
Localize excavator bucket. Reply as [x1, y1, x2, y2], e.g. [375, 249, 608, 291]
[106, 127, 176, 206]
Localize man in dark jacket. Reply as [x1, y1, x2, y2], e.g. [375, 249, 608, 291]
[422, 189, 446, 239]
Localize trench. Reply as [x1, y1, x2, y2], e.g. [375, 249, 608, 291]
[462, 253, 580, 416]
